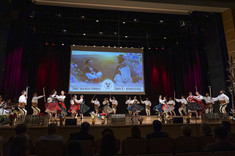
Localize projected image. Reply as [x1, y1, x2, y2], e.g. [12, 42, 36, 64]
[69, 50, 144, 94]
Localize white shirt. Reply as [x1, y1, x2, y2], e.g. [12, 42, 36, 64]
[131, 99, 140, 104]
[213, 94, 229, 103]
[110, 98, 118, 106]
[159, 99, 165, 105]
[203, 96, 214, 104]
[31, 96, 43, 103]
[175, 98, 188, 104]
[77, 98, 83, 104]
[57, 95, 66, 102]
[194, 95, 203, 101]
[141, 100, 151, 106]
[103, 100, 109, 105]
[125, 99, 132, 105]
[19, 95, 27, 104]
[167, 100, 175, 106]
[91, 100, 100, 107]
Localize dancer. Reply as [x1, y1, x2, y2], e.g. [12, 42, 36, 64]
[213, 90, 229, 114]
[175, 96, 188, 116]
[102, 97, 113, 114]
[203, 93, 214, 114]
[193, 91, 206, 117]
[57, 90, 67, 116]
[91, 97, 100, 114]
[125, 97, 132, 115]
[186, 92, 205, 118]
[45, 90, 61, 119]
[154, 95, 168, 115]
[167, 97, 176, 116]
[69, 95, 80, 118]
[31, 92, 44, 115]
[128, 96, 144, 115]
[110, 96, 118, 114]
[78, 95, 90, 118]
[141, 97, 151, 116]
[18, 90, 27, 116]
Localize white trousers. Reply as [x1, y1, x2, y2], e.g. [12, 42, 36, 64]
[32, 106, 41, 115]
[146, 108, 151, 116]
[205, 107, 213, 114]
[219, 104, 227, 114]
[113, 108, 117, 114]
[18, 107, 27, 116]
[178, 106, 187, 116]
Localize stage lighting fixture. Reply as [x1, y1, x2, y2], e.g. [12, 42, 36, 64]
[96, 19, 99, 22]
[72, 44, 75, 46]
[133, 18, 138, 22]
[142, 47, 144, 49]
[99, 32, 103, 35]
[62, 29, 67, 33]
[62, 43, 64, 46]
[125, 36, 128, 38]
[114, 32, 118, 35]
[81, 15, 85, 19]
[122, 21, 126, 24]
[83, 33, 86, 36]
[164, 37, 167, 40]
[156, 48, 159, 50]
[160, 20, 164, 23]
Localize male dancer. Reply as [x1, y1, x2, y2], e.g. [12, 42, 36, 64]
[18, 90, 27, 116]
[175, 96, 188, 116]
[213, 90, 229, 114]
[125, 97, 132, 115]
[141, 97, 151, 116]
[203, 93, 214, 114]
[31, 92, 44, 115]
[110, 96, 118, 114]
[91, 97, 100, 114]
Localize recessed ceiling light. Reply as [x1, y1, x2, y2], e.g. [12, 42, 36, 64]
[122, 21, 126, 24]
[96, 19, 99, 22]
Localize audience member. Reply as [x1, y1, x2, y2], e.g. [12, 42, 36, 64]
[222, 121, 235, 136]
[38, 123, 64, 142]
[146, 120, 168, 139]
[66, 141, 83, 156]
[182, 125, 192, 137]
[100, 132, 118, 155]
[69, 122, 94, 141]
[101, 128, 113, 136]
[15, 124, 28, 135]
[205, 126, 235, 152]
[9, 134, 30, 156]
[200, 123, 212, 136]
[127, 125, 141, 139]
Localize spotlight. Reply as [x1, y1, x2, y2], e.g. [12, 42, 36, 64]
[164, 37, 167, 40]
[81, 15, 85, 19]
[114, 32, 118, 35]
[96, 19, 99, 22]
[99, 32, 103, 35]
[176, 41, 179, 45]
[83, 33, 86, 36]
[160, 20, 164, 23]
[62, 43, 64, 46]
[56, 13, 61, 17]
[148, 47, 151, 50]
[141, 47, 144, 49]
[62, 29, 67, 33]
[155, 48, 159, 50]
[133, 18, 138, 22]
[93, 45, 96, 47]
[122, 21, 126, 24]
[72, 44, 75, 46]
[125, 36, 128, 38]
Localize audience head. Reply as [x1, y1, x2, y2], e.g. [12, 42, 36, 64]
[15, 124, 28, 135]
[153, 120, 162, 132]
[81, 122, 90, 133]
[131, 125, 141, 138]
[221, 121, 231, 133]
[182, 125, 192, 137]
[213, 126, 228, 140]
[200, 123, 212, 136]
[66, 141, 82, 156]
[47, 123, 58, 135]
[9, 134, 29, 156]
[101, 132, 117, 155]
[101, 128, 113, 136]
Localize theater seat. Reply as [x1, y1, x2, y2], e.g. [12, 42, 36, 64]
[213, 151, 235, 156]
[174, 136, 200, 153]
[35, 140, 65, 156]
[198, 136, 214, 151]
[94, 138, 121, 154]
[122, 138, 147, 154]
[138, 154, 173, 156]
[175, 152, 212, 156]
[66, 140, 94, 156]
[148, 138, 174, 153]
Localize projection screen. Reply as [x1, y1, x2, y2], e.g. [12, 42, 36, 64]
[69, 46, 145, 94]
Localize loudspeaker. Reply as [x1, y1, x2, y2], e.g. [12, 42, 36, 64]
[172, 117, 183, 123]
[65, 119, 77, 125]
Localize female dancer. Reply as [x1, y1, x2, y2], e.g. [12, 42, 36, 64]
[167, 97, 176, 116]
[154, 95, 168, 115]
[125, 97, 132, 115]
[69, 95, 80, 118]
[128, 96, 144, 115]
[91, 97, 100, 114]
[57, 90, 67, 116]
[78, 95, 90, 119]
[102, 98, 113, 114]
[187, 92, 206, 118]
[45, 90, 61, 119]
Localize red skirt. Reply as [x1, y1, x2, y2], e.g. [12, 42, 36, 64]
[68, 104, 80, 113]
[45, 102, 61, 113]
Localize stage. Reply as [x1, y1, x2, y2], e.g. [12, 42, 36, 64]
[0, 115, 234, 143]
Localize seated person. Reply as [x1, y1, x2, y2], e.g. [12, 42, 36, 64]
[66, 141, 83, 156]
[9, 134, 30, 156]
[101, 131, 118, 155]
[181, 125, 192, 137]
[69, 122, 94, 141]
[222, 121, 235, 137]
[146, 120, 168, 139]
[38, 123, 64, 142]
[126, 125, 142, 139]
[200, 123, 212, 136]
[205, 126, 235, 152]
